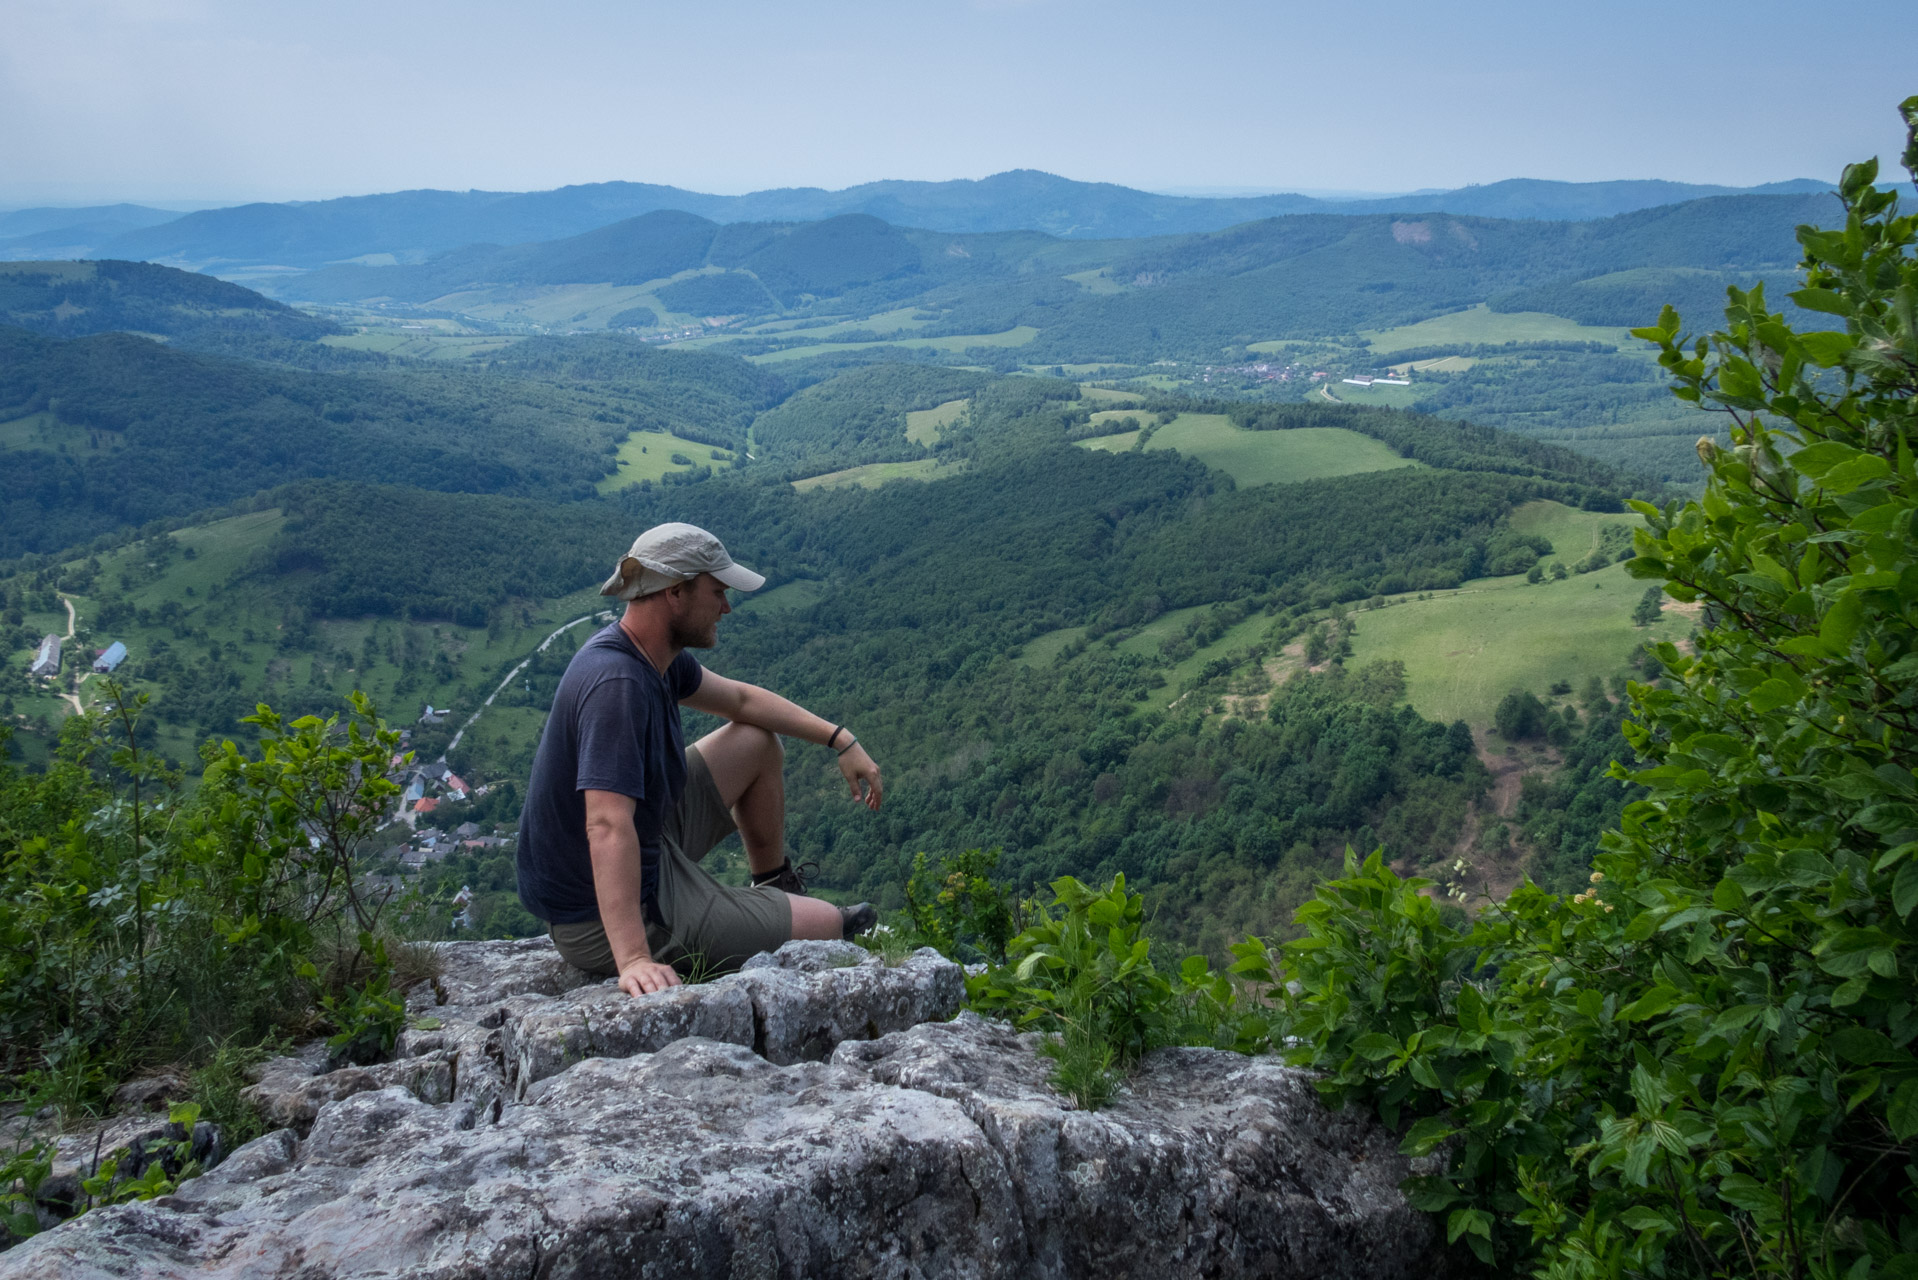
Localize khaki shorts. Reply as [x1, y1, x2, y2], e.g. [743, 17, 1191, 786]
[549, 746, 792, 978]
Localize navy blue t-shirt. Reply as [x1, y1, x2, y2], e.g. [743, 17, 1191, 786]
[516, 624, 704, 924]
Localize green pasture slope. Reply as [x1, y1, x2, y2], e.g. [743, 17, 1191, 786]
[598, 429, 738, 491]
[790, 459, 951, 491]
[904, 398, 970, 445]
[1079, 413, 1416, 487]
[1346, 501, 1691, 729]
[1354, 304, 1636, 354]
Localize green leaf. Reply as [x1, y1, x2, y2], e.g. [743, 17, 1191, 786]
[1789, 287, 1852, 316]
[1895, 862, 1918, 918]
[1821, 454, 1893, 494]
[1718, 1173, 1783, 1214]
[1797, 330, 1856, 365]
[1353, 1032, 1401, 1061]
[1746, 678, 1802, 712]
[1619, 985, 1681, 1022]
[1401, 1115, 1456, 1156]
[1829, 1025, 1899, 1064]
[1889, 1079, 1918, 1141]
[1619, 1206, 1674, 1233]
[1447, 1207, 1493, 1244]
[1820, 592, 1864, 652]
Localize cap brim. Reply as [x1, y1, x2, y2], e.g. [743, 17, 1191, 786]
[713, 562, 765, 592]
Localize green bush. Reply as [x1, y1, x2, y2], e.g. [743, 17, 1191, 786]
[1, 688, 408, 1107]
[966, 874, 1269, 1108]
[1274, 105, 1918, 1279]
[900, 848, 1021, 964]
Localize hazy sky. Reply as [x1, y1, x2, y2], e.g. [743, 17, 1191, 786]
[2, 0, 1912, 207]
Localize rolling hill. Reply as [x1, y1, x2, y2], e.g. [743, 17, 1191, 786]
[29, 173, 1829, 270]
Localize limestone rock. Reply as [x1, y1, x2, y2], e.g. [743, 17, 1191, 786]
[731, 944, 967, 1065]
[240, 1050, 453, 1133]
[424, 935, 596, 1006]
[503, 976, 756, 1097]
[3, 1017, 1444, 1279]
[110, 1070, 190, 1114]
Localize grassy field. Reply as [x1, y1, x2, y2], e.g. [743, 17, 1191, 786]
[727, 307, 930, 342]
[1078, 386, 1145, 404]
[321, 330, 525, 360]
[790, 458, 950, 491]
[1389, 355, 1478, 374]
[1345, 501, 1689, 727]
[1017, 626, 1087, 667]
[736, 579, 827, 615]
[1317, 380, 1425, 410]
[598, 430, 737, 492]
[0, 410, 123, 454]
[1078, 430, 1141, 453]
[1064, 268, 1124, 294]
[904, 398, 969, 446]
[1359, 304, 1633, 354]
[1076, 413, 1418, 487]
[738, 327, 1040, 365]
[419, 279, 698, 331]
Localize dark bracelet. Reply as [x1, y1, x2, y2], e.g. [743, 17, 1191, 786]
[835, 735, 859, 756]
[827, 724, 845, 750]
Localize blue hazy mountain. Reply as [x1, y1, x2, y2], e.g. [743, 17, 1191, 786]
[67, 172, 1830, 270]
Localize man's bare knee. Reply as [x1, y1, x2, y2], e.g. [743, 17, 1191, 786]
[696, 722, 784, 808]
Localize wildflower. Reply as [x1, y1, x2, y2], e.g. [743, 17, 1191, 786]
[1589, 871, 1604, 884]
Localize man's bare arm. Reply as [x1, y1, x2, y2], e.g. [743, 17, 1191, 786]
[583, 789, 680, 995]
[682, 671, 882, 809]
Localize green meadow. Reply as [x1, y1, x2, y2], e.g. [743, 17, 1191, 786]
[1356, 304, 1634, 354]
[739, 326, 1040, 365]
[735, 579, 827, 615]
[1078, 414, 1417, 487]
[1345, 501, 1690, 728]
[790, 459, 949, 491]
[598, 430, 738, 492]
[904, 398, 970, 445]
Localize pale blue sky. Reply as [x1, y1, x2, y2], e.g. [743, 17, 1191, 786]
[1, 0, 1911, 206]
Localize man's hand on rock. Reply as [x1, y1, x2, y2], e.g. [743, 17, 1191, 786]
[619, 959, 681, 997]
[837, 743, 882, 811]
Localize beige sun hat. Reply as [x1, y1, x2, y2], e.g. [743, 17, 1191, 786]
[598, 523, 766, 600]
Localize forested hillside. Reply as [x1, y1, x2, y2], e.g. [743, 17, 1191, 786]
[0, 259, 340, 354]
[0, 326, 776, 555]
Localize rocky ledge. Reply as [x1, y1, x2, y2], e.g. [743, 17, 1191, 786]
[4, 938, 1446, 1279]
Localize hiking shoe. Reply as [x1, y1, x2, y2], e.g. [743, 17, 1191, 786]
[839, 903, 878, 940]
[751, 858, 818, 896]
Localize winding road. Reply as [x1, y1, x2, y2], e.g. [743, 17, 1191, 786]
[392, 609, 613, 828]
[56, 594, 86, 718]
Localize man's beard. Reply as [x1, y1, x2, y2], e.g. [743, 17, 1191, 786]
[668, 617, 718, 650]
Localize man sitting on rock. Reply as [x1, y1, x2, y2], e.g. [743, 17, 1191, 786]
[517, 522, 881, 996]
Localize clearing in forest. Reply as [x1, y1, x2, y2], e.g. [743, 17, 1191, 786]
[905, 399, 969, 445]
[791, 458, 948, 491]
[1079, 414, 1416, 487]
[598, 430, 736, 492]
[1345, 502, 1692, 727]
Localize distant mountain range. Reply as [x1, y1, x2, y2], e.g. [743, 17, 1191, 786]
[0, 172, 1832, 271]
